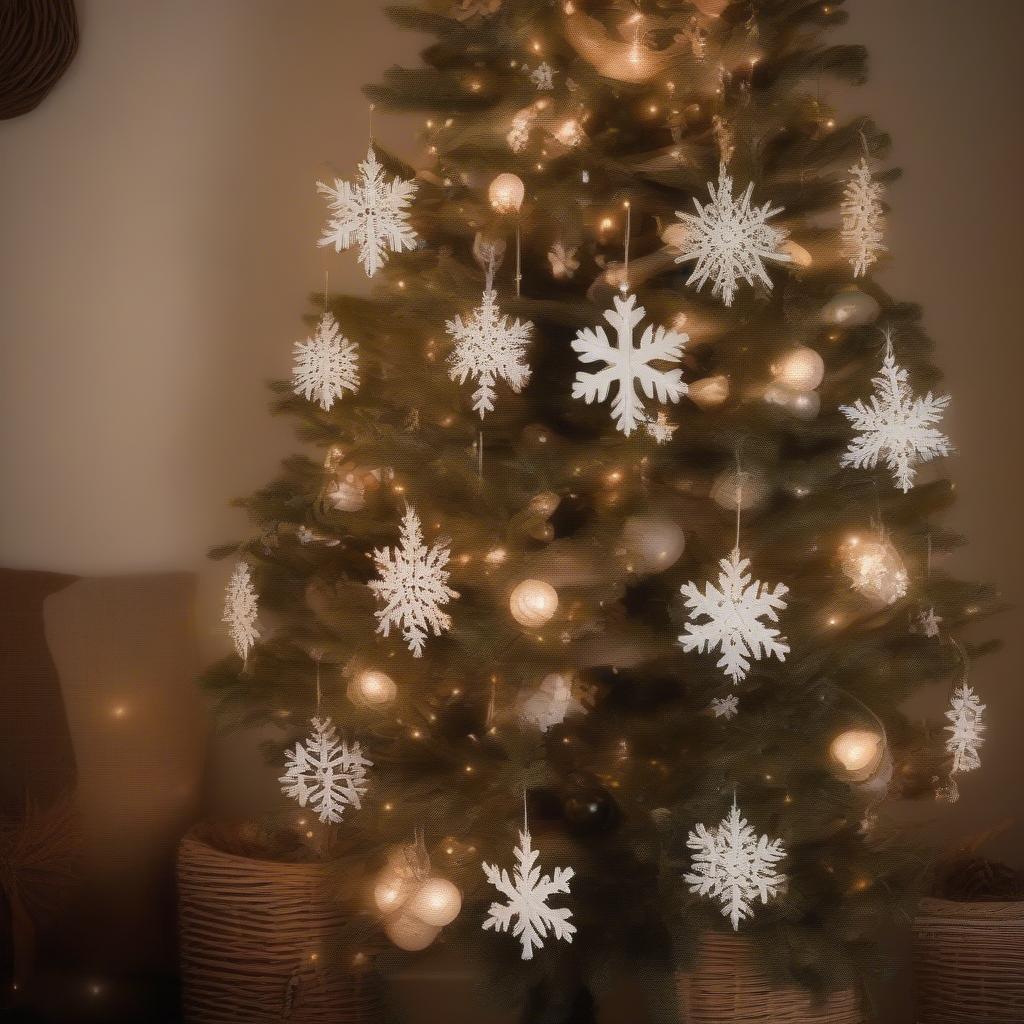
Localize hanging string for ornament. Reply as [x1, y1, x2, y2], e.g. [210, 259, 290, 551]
[622, 200, 631, 293]
[734, 443, 745, 553]
[486, 677, 497, 731]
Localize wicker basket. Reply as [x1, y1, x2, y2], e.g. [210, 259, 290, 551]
[913, 896, 1024, 1023]
[177, 832, 383, 1024]
[676, 932, 864, 1023]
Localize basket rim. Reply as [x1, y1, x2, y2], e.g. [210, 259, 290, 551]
[916, 895, 1024, 920]
[178, 827, 340, 871]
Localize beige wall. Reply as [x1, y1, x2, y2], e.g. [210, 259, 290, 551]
[1, 0, 1021, 866]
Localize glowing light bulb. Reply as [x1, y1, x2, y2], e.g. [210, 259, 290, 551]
[829, 728, 885, 782]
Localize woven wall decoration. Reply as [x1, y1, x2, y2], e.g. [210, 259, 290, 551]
[0, 0, 79, 120]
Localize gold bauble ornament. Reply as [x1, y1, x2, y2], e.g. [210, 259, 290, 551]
[839, 536, 908, 605]
[488, 173, 525, 214]
[820, 287, 880, 326]
[622, 515, 686, 574]
[771, 346, 825, 391]
[405, 877, 463, 928]
[688, 375, 730, 409]
[509, 579, 559, 627]
[347, 669, 398, 708]
[384, 911, 440, 951]
[829, 729, 884, 782]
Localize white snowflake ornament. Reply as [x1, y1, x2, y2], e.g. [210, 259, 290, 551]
[673, 163, 791, 307]
[317, 145, 418, 278]
[507, 111, 533, 153]
[684, 796, 787, 930]
[516, 673, 585, 733]
[447, 289, 532, 418]
[679, 548, 789, 684]
[841, 157, 886, 278]
[912, 607, 942, 639]
[279, 716, 372, 824]
[482, 807, 575, 960]
[529, 62, 557, 91]
[223, 562, 259, 661]
[292, 312, 359, 411]
[369, 506, 458, 657]
[709, 694, 739, 720]
[945, 683, 985, 775]
[645, 410, 678, 445]
[547, 241, 580, 280]
[839, 331, 951, 493]
[571, 292, 688, 437]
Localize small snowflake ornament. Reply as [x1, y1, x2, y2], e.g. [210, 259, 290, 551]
[945, 683, 986, 775]
[516, 673, 585, 733]
[839, 331, 952, 492]
[317, 145, 418, 278]
[709, 694, 739, 720]
[684, 796, 787, 930]
[547, 241, 580, 280]
[673, 163, 791, 307]
[912, 607, 942, 639]
[529, 62, 557, 91]
[292, 311, 359, 411]
[482, 806, 575, 959]
[223, 562, 259, 660]
[571, 292, 688, 437]
[279, 716, 372, 824]
[369, 506, 458, 657]
[507, 111, 533, 153]
[645, 410, 678, 445]
[679, 548, 789, 683]
[447, 289, 532, 418]
[841, 157, 886, 278]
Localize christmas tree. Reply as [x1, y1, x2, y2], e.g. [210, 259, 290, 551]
[205, 1, 997, 1019]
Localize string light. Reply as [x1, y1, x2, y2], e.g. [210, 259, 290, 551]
[488, 173, 525, 214]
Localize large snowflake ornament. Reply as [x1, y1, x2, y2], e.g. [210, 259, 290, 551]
[945, 684, 986, 775]
[571, 292, 688, 437]
[292, 311, 359, 411]
[679, 548, 789, 683]
[447, 289, 533, 417]
[223, 562, 259, 660]
[841, 157, 886, 278]
[482, 821, 575, 959]
[279, 716, 372, 824]
[369, 506, 458, 657]
[684, 797, 787, 930]
[839, 333, 952, 493]
[673, 163, 791, 307]
[317, 145, 418, 278]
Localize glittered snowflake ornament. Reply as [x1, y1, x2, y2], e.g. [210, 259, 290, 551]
[709, 694, 739, 720]
[685, 796, 787, 930]
[482, 804, 575, 959]
[223, 562, 259, 661]
[571, 292, 688, 437]
[369, 506, 458, 657]
[680, 548, 789, 683]
[447, 288, 532, 418]
[292, 311, 359, 411]
[279, 716, 372, 824]
[673, 163, 791, 307]
[841, 157, 886, 278]
[840, 331, 952, 492]
[945, 684, 985, 775]
[317, 145, 418, 278]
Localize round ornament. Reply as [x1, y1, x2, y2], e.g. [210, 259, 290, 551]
[373, 871, 413, 915]
[771, 346, 824, 391]
[829, 729, 884, 782]
[509, 579, 559, 628]
[820, 287, 880, 326]
[488, 173, 525, 214]
[779, 239, 812, 268]
[347, 669, 398, 708]
[622, 515, 686, 574]
[764, 384, 820, 421]
[384, 911, 440, 951]
[405, 877, 463, 928]
[839, 536, 908, 606]
[688, 374, 730, 410]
